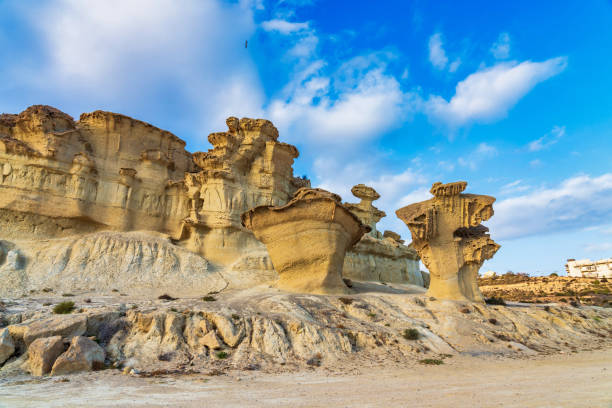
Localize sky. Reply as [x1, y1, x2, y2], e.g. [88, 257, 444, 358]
[1, 0, 612, 275]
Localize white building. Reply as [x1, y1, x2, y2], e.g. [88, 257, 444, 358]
[565, 258, 612, 278]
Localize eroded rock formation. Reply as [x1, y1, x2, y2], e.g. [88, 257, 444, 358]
[242, 188, 369, 294]
[343, 185, 421, 285]
[396, 181, 500, 302]
[0, 106, 310, 295]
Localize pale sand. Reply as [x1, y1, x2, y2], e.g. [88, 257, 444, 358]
[1, 349, 610, 408]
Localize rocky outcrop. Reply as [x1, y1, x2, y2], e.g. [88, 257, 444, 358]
[27, 336, 65, 376]
[2, 291, 611, 376]
[0, 231, 225, 297]
[0, 106, 311, 296]
[242, 188, 369, 294]
[396, 181, 500, 302]
[177, 117, 309, 266]
[343, 185, 421, 285]
[51, 336, 105, 375]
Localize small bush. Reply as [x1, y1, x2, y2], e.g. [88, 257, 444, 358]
[43, 302, 51, 306]
[459, 307, 471, 314]
[158, 294, 176, 301]
[202, 295, 216, 302]
[402, 328, 420, 340]
[338, 297, 353, 305]
[53, 301, 75, 314]
[485, 297, 506, 306]
[488, 318, 497, 325]
[367, 312, 377, 318]
[42, 288, 53, 293]
[231, 314, 240, 320]
[549, 273, 558, 277]
[419, 358, 444, 365]
[62, 293, 75, 297]
[216, 351, 228, 359]
[593, 316, 602, 322]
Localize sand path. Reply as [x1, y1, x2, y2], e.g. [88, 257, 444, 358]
[1, 349, 611, 408]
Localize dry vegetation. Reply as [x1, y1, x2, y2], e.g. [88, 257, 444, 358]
[479, 273, 612, 307]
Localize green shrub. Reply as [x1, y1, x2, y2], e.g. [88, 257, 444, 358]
[202, 295, 216, 302]
[419, 358, 443, 365]
[216, 351, 228, 359]
[53, 301, 75, 314]
[61, 293, 75, 297]
[402, 328, 420, 340]
[549, 273, 558, 277]
[485, 297, 506, 306]
[338, 297, 353, 305]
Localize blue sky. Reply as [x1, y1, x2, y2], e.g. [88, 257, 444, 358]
[1, 0, 612, 275]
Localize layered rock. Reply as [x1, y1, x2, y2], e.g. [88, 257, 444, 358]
[343, 185, 421, 285]
[0, 106, 194, 236]
[0, 106, 309, 295]
[177, 116, 309, 265]
[242, 188, 369, 294]
[396, 181, 500, 302]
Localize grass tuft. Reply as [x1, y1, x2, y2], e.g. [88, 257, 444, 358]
[419, 358, 444, 365]
[485, 297, 506, 306]
[402, 328, 420, 340]
[53, 301, 75, 314]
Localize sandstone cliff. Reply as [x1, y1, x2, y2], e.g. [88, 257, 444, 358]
[0, 105, 422, 296]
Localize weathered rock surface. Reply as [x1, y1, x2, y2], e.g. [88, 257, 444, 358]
[2, 288, 610, 376]
[0, 106, 319, 297]
[21, 314, 87, 346]
[0, 231, 225, 297]
[0, 328, 15, 364]
[343, 185, 421, 285]
[242, 188, 369, 294]
[397, 181, 500, 302]
[51, 336, 105, 375]
[27, 335, 64, 376]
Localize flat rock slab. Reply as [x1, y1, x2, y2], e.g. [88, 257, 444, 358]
[23, 314, 87, 346]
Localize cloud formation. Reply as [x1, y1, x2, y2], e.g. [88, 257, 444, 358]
[491, 32, 511, 59]
[528, 125, 565, 151]
[428, 33, 449, 70]
[490, 173, 612, 240]
[425, 57, 567, 128]
[261, 19, 309, 34]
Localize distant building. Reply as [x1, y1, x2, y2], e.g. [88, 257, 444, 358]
[482, 270, 497, 278]
[565, 258, 612, 278]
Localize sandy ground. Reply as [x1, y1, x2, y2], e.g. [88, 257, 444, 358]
[1, 349, 611, 408]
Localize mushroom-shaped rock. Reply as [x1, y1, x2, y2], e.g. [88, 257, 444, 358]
[242, 188, 370, 294]
[344, 184, 386, 237]
[396, 181, 500, 303]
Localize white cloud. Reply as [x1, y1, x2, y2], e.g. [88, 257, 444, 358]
[428, 33, 449, 70]
[527, 125, 565, 151]
[261, 19, 309, 34]
[499, 179, 531, 195]
[489, 173, 612, 240]
[491, 32, 511, 59]
[267, 53, 413, 145]
[19, 0, 264, 133]
[584, 242, 612, 252]
[448, 58, 461, 73]
[530, 159, 543, 168]
[457, 142, 498, 170]
[425, 57, 567, 128]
